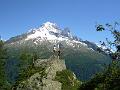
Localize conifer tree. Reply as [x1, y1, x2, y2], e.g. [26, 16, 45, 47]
[0, 40, 10, 89]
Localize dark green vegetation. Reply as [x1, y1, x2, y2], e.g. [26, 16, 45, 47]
[0, 40, 11, 90]
[79, 61, 120, 90]
[11, 51, 41, 89]
[63, 48, 111, 80]
[55, 69, 80, 90]
[12, 64, 46, 89]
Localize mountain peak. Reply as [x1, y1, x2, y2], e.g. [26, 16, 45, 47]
[25, 22, 61, 40]
[43, 22, 57, 27]
[41, 21, 60, 33]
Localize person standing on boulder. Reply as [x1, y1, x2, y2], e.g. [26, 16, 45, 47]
[57, 44, 61, 59]
[53, 45, 57, 56]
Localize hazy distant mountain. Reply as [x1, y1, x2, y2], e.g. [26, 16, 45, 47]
[5, 22, 111, 81]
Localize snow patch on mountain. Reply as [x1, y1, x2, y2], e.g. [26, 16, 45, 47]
[25, 22, 61, 41]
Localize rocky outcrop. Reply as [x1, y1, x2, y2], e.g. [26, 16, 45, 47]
[17, 56, 66, 90]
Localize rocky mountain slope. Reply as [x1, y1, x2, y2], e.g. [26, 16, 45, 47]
[16, 56, 80, 90]
[5, 22, 111, 82]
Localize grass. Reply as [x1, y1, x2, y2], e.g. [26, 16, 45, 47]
[55, 69, 80, 90]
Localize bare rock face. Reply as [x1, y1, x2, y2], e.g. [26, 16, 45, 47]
[17, 57, 66, 90]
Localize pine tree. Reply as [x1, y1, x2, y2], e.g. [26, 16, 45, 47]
[0, 40, 10, 89]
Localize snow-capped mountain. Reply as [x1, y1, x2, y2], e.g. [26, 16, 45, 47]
[26, 22, 61, 41]
[6, 22, 91, 49]
[25, 22, 81, 44]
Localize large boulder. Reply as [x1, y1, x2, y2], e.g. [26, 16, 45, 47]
[17, 57, 66, 90]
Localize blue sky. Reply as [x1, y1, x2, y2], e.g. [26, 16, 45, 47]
[0, 0, 120, 43]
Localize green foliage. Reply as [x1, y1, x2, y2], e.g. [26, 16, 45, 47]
[33, 52, 38, 61]
[79, 72, 105, 90]
[79, 59, 120, 90]
[13, 64, 46, 89]
[18, 51, 39, 77]
[0, 40, 7, 59]
[0, 40, 11, 89]
[64, 48, 111, 80]
[96, 25, 105, 31]
[55, 69, 80, 90]
[101, 61, 120, 90]
[96, 22, 120, 56]
[19, 52, 33, 66]
[12, 50, 46, 89]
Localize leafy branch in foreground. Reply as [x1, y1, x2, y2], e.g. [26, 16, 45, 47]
[79, 21, 120, 90]
[96, 22, 120, 60]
